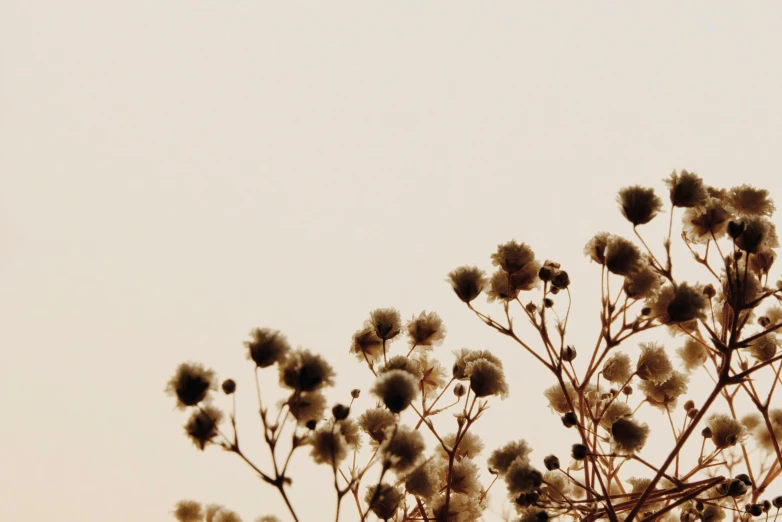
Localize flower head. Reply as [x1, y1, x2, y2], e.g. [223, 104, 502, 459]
[677, 339, 708, 371]
[369, 308, 402, 341]
[379, 355, 424, 381]
[683, 197, 730, 243]
[605, 236, 642, 276]
[245, 328, 290, 368]
[309, 422, 349, 465]
[466, 358, 509, 398]
[173, 501, 203, 522]
[350, 326, 383, 365]
[640, 371, 689, 410]
[416, 353, 448, 395]
[602, 353, 633, 384]
[287, 391, 327, 426]
[488, 439, 532, 475]
[383, 425, 425, 472]
[372, 369, 419, 413]
[584, 232, 611, 264]
[599, 400, 632, 430]
[279, 349, 335, 392]
[447, 266, 487, 303]
[437, 431, 484, 462]
[636, 342, 673, 383]
[505, 458, 543, 496]
[707, 414, 747, 449]
[184, 405, 223, 450]
[364, 483, 403, 520]
[406, 311, 446, 349]
[617, 185, 663, 226]
[491, 240, 536, 273]
[727, 184, 775, 217]
[358, 407, 397, 444]
[405, 460, 440, 501]
[735, 217, 779, 254]
[623, 265, 663, 299]
[611, 417, 650, 454]
[648, 283, 707, 327]
[452, 348, 503, 379]
[747, 333, 778, 362]
[665, 170, 708, 208]
[166, 362, 217, 409]
[543, 381, 579, 414]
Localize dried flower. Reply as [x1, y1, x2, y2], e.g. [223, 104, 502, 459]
[245, 328, 290, 368]
[648, 283, 707, 326]
[452, 349, 504, 379]
[505, 458, 543, 496]
[370, 308, 402, 341]
[416, 353, 448, 395]
[543, 381, 579, 414]
[640, 371, 689, 410]
[467, 358, 509, 398]
[571, 444, 588, 460]
[338, 418, 361, 449]
[437, 458, 482, 496]
[747, 333, 778, 362]
[331, 403, 350, 420]
[447, 266, 487, 303]
[379, 355, 424, 380]
[279, 349, 335, 392]
[173, 501, 203, 522]
[599, 401, 633, 430]
[728, 185, 775, 217]
[604, 236, 642, 276]
[611, 417, 650, 454]
[405, 460, 439, 501]
[707, 414, 747, 449]
[666, 170, 708, 208]
[184, 405, 223, 450]
[350, 326, 383, 365]
[750, 249, 776, 276]
[636, 342, 674, 383]
[701, 504, 726, 522]
[364, 483, 403, 520]
[358, 407, 396, 444]
[166, 362, 217, 409]
[543, 455, 560, 471]
[623, 265, 663, 299]
[492, 240, 536, 273]
[488, 440, 532, 475]
[213, 510, 242, 522]
[287, 391, 327, 426]
[735, 217, 780, 254]
[617, 185, 663, 226]
[752, 408, 782, 452]
[584, 232, 611, 264]
[677, 339, 709, 371]
[372, 369, 419, 413]
[309, 422, 349, 465]
[602, 352, 633, 384]
[383, 425, 425, 472]
[437, 431, 484, 461]
[406, 311, 446, 349]
[683, 197, 730, 243]
[429, 492, 483, 522]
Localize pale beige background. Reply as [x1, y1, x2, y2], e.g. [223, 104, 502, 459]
[2, 2, 782, 522]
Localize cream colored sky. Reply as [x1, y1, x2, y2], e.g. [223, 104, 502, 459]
[3, 2, 782, 522]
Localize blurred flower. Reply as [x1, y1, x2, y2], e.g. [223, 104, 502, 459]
[447, 266, 487, 303]
[505, 458, 543, 496]
[370, 308, 402, 341]
[338, 418, 361, 450]
[166, 362, 216, 409]
[735, 217, 779, 254]
[488, 439, 532, 475]
[599, 401, 632, 430]
[279, 349, 335, 392]
[707, 414, 747, 449]
[584, 232, 611, 265]
[429, 491, 483, 522]
[173, 501, 203, 522]
[309, 422, 348, 465]
[214, 510, 242, 522]
[605, 236, 642, 276]
[437, 431, 484, 462]
[287, 391, 327, 426]
[372, 369, 419, 413]
[747, 332, 778, 362]
[602, 353, 633, 384]
[350, 326, 383, 365]
[245, 328, 290, 368]
[467, 358, 509, 398]
[617, 185, 663, 226]
[683, 197, 730, 243]
[452, 349, 504, 379]
[364, 483, 403, 520]
[752, 408, 782, 452]
[437, 457, 482, 496]
[623, 265, 663, 299]
[543, 381, 579, 414]
[406, 311, 446, 350]
[383, 424, 425, 472]
[665, 170, 708, 208]
[358, 407, 396, 444]
[184, 405, 223, 450]
[677, 339, 709, 371]
[405, 460, 440, 501]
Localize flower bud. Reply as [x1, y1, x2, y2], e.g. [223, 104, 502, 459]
[221, 379, 236, 395]
[549, 286, 560, 295]
[623, 386, 633, 396]
[702, 427, 713, 438]
[703, 284, 716, 299]
[762, 500, 771, 512]
[571, 444, 588, 460]
[562, 412, 578, 428]
[641, 307, 651, 316]
[727, 479, 747, 497]
[332, 404, 350, 420]
[350, 389, 361, 399]
[538, 266, 554, 282]
[749, 504, 762, 516]
[759, 316, 771, 327]
[683, 400, 695, 411]
[525, 302, 537, 314]
[561, 346, 577, 362]
[544, 455, 560, 471]
[728, 221, 746, 239]
[687, 408, 699, 419]
[736, 474, 752, 486]
[552, 271, 570, 289]
[773, 496, 782, 508]
[306, 419, 317, 430]
[454, 383, 466, 397]
[544, 298, 554, 308]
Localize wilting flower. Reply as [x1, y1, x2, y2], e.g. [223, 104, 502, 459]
[640, 371, 689, 410]
[382, 425, 425, 472]
[372, 369, 419, 413]
[173, 501, 203, 522]
[364, 483, 403, 520]
[602, 353, 633, 384]
[727, 184, 775, 217]
[747, 332, 778, 361]
[245, 328, 290, 368]
[184, 405, 223, 450]
[406, 311, 446, 349]
[279, 349, 335, 392]
[707, 414, 747, 449]
[584, 232, 611, 264]
[350, 326, 383, 365]
[604, 236, 642, 276]
[287, 391, 327, 426]
[369, 308, 402, 341]
[488, 439, 532, 475]
[617, 185, 663, 226]
[611, 417, 650, 454]
[505, 458, 543, 496]
[309, 422, 349, 465]
[683, 197, 730, 243]
[636, 342, 673, 383]
[358, 407, 397, 444]
[447, 266, 487, 303]
[466, 358, 509, 398]
[665, 170, 708, 208]
[166, 362, 217, 409]
[677, 339, 709, 371]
